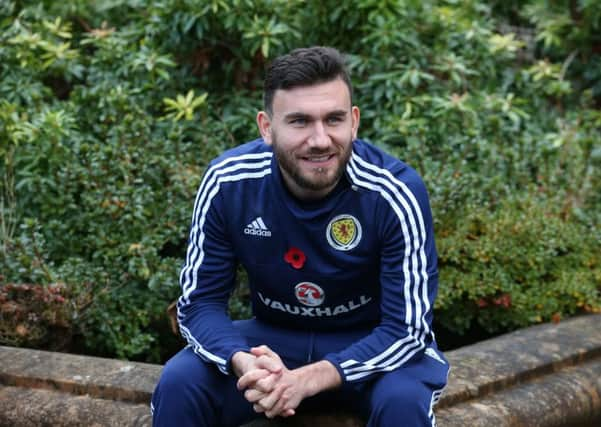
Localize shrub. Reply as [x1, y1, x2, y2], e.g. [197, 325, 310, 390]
[436, 196, 601, 334]
[0, 0, 599, 361]
[0, 282, 73, 350]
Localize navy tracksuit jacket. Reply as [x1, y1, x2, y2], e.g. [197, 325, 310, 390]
[177, 138, 442, 383]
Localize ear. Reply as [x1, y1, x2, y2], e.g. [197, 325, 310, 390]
[256, 111, 273, 145]
[351, 106, 360, 140]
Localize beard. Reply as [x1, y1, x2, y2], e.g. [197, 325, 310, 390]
[271, 131, 353, 194]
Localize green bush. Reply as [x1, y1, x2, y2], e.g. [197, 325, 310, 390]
[437, 196, 601, 334]
[0, 0, 599, 361]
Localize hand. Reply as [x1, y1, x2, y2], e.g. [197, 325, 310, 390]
[234, 346, 295, 417]
[242, 347, 342, 419]
[240, 346, 298, 418]
[232, 348, 285, 412]
[232, 347, 283, 380]
[236, 346, 342, 419]
[249, 369, 304, 418]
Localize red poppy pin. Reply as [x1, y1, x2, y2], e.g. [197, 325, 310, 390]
[284, 247, 306, 269]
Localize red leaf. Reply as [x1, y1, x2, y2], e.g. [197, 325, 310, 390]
[476, 298, 488, 308]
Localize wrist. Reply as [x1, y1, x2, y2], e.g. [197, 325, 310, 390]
[231, 351, 255, 377]
[297, 360, 342, 398]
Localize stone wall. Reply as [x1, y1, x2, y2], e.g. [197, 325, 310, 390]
[1, 314, 600, 426]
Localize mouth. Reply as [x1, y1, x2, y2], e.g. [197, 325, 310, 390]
[301, 154, 335, 164]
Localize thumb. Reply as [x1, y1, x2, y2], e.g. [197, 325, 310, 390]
[250, 345, 278, 358]
[255, 354, 283, 373]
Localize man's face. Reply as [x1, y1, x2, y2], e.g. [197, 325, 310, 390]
[257, 78, 360, 200]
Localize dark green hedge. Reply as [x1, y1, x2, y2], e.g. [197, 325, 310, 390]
[1, 0, 599, 362]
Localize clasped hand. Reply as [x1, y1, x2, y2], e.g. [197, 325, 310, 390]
[236, 345, 307, 418]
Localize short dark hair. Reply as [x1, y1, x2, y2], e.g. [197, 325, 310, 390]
[263, 46, 353, 115]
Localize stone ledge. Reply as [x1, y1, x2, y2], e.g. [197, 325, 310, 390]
[0, 313, 600, 426]
[436, 357, 601, 427]
[0, 385, 151, 427]
[0, 347, 160, 404]
[440, 312, 601, 408]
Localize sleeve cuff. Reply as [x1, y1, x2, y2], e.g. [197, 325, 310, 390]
[322, 353, 347, 385]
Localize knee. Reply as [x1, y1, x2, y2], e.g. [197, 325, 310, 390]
[372, 381, 423, 413]
[155, 352, 199, 394]
[152, 349, 219, 426]
[153, 347, 222, 410]
[368, 377, 433, 426]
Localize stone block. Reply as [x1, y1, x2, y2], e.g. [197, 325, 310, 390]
[0, 313, 600, 426]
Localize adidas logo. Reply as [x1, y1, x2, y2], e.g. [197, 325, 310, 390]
[244, 216, 272, 237]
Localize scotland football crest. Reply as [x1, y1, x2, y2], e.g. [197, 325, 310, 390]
[326, 214, 362, 251]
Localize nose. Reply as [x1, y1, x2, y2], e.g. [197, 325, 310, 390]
[307, 121, 331, 149]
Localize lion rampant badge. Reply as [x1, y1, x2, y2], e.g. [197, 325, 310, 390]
[326, 214, 362, 251]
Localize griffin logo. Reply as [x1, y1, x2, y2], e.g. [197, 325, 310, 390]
[326, 214, 362, 251]
[294, 282, 325, 307]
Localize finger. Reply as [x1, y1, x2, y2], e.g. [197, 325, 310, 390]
[255, 355, 283, 373]
[237, 368, 271, 390]
[269, 389, 303, 418]
[254, 373, 279, 393]
[265, 392, 289, 418]
[253, 403, 265, 414]
[244, 388, 267, 403]
[237, 368, 269, 390]
[250, 345, 277, 359]
[270, 407, 296, 418]
[266, 402, 290, 419]
[258, 385, 285, 413]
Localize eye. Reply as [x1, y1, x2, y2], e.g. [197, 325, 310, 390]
[326, 116, 343, 125]
[289, 117, 307, 126]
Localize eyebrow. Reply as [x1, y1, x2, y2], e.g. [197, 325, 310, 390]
[283, 110, 348, 121]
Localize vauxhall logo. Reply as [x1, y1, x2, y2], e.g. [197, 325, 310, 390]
[294, 282, 325, 307]
[257, 291, 372, 318]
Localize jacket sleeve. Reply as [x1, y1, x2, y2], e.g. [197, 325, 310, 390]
[177, 167, 250, 375]
[323, 169, 439, 383]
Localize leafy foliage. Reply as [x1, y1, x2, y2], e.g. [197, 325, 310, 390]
[437, 197, 600, 333]
[1, 0, 599, 361]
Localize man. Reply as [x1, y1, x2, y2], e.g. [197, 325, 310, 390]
[152, 46, 449, 427]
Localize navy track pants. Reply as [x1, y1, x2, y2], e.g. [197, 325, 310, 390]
[151, 319, 449, 427]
